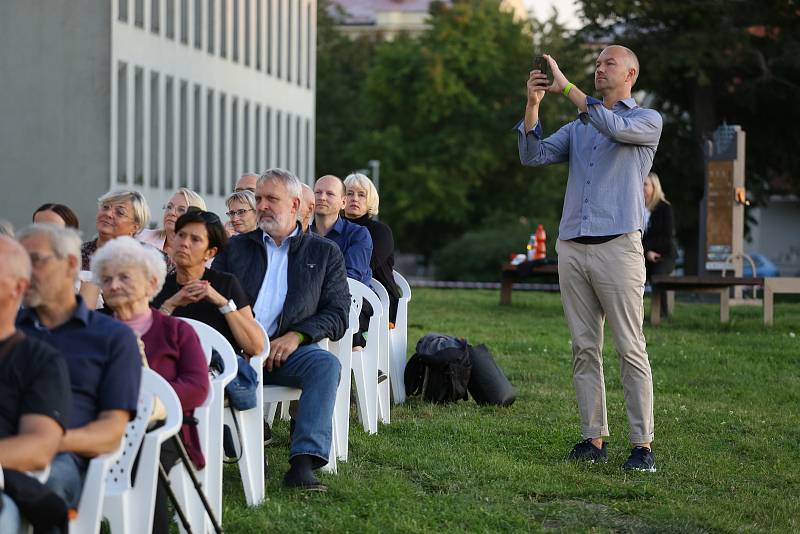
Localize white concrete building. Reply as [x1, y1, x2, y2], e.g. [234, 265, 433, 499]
[0, 0, 316, 231]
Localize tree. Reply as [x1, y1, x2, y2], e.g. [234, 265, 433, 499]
[315, 0, 381, 177]
[350, 1, 588, 259]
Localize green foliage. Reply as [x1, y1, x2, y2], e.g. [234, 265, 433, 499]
[220, 289, 800, 532]
[316, 1, 589, 265]
[433, 213, 560, 281]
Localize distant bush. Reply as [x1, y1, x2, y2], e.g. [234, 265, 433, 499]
[433, 217, 557, 281]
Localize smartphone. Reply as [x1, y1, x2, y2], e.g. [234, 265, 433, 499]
[533, 55, 549, 85]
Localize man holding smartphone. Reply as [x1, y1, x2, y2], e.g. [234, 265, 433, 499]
[516, 46, 662, 471]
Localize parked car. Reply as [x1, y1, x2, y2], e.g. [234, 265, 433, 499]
[742, 253, 780, 277]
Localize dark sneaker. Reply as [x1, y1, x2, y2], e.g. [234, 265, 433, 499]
[623, 446, 656, 472]
[283, 455, 327, 492]
[567, 438, 608, 463]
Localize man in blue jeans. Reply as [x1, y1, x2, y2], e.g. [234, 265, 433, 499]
[213, 168, 350, 491]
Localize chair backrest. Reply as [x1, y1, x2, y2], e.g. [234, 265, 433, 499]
[345, 279, 364, 332]
[105, 369, 182, 492]
[348, 278, 382, 331]
[369, 278, 391, 320]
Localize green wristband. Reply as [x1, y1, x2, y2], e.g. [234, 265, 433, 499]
[293, 331, 308, 344]
[562, 82, 574, 96]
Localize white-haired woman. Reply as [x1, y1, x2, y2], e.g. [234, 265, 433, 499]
[343, 173, 402, 323]
[643, 172, 677, 315]
[139, 187, 207, 255]
[91, 236, 209, 534]
[223, 190, 258, 237]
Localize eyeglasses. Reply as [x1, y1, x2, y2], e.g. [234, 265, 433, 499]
[28, 253, 55, 267]
[163, 203, 189, 215]
[226, 208, 255, 219]
[234, 187, 256, 193]
[99, 203, 133, 219]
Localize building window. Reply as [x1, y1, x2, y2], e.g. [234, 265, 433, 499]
[194, 0, 203, 49]
[135, 0, 145, 27]
[287, 0, 292, 83]
[256, 0, 262, 70]
[151, 0, 161, 33]
[117, 63, 128, 184]
[277, 0, 282, 79]
[267, 0, 273, 75]
[206, 89, 215, 195]
[166, 0, 175, 39]
[219, 93, 227, 194]
[207, 0, 215, 53]
[165, 76, 175, 189]
[306, 1, 311, 89]
[119, 0, 129, 22]
[220, 0, 228, 57]
[150, 71, 160, 187]
[134, 67, 144, 186]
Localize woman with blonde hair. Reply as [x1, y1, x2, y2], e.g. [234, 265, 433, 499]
[223, 190, 258, 236]
[342, 173, 402, 323]
[643, 172, 677, 313]
[139, 187, 207, 255]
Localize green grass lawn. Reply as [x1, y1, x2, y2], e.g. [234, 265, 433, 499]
[219, 289, 799, 533]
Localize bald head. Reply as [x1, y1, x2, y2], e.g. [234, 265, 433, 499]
[0, 236, 31, 281]
[235, 173, 259, 193]
[0, 236, 31, 311]
[603, 45, 639, 85]
[314, 175, 346, 218]
[300, 183, 315, 231]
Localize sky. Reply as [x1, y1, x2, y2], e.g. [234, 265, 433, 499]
[524, 0, 581, 29]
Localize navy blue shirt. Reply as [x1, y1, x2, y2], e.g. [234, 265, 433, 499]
[311, 216, 373, 285]
[17, 297, 141, 433]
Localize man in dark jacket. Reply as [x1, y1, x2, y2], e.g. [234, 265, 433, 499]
[212, 168, 348, 491]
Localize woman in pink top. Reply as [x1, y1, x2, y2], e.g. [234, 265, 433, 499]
[91, 236, 209, 534]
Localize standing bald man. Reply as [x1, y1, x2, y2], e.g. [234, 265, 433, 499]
[517, 45, 662, 471]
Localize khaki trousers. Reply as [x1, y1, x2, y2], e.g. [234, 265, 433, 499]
[556, 232, 654, 444]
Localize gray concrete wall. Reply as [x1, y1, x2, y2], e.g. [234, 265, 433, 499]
[0, 1, 111, 237]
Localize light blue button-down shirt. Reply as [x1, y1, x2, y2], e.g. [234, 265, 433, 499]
[517, 96, 663, 240]
[253, 227, 300, 337]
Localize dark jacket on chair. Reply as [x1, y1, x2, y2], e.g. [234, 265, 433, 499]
[211, 225, 350, 343]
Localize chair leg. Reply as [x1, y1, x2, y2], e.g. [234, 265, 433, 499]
[351, 353, 373, 433]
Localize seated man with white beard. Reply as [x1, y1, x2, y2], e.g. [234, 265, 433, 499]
[212, 168, 349, 491]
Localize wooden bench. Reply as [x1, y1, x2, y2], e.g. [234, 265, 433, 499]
[650, 275, 764, 325]
[499, 261, 558, 305]
[763, 277, 800, 325]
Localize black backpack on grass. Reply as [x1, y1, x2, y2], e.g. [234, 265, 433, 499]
[404, 336, 471, 404]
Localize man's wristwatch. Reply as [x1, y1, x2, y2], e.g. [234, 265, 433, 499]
[218, 299, 237, 315]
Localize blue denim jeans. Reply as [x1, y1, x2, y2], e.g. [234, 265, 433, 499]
[0, 494, 21, 532]
[45, 452, 86, 509]
[262, 344, 341, 468]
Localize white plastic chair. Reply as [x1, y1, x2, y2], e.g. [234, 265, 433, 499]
[390, 271, 412, 404]
[368, 279, 391, 425]
[327, 294, 358, 462]
[348, 279, 384, 434]
[223, 323, 269, 507]
[102, 369, 183, 534]
[69, 445, 124, 534]
[173, 318, 236, 534]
